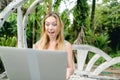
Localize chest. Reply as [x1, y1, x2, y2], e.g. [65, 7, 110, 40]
[47, 43, 56, 50]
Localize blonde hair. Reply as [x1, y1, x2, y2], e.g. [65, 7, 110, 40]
[38, 12, 64, 50]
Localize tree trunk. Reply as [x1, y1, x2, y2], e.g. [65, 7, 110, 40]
[90, 0, 96, 30]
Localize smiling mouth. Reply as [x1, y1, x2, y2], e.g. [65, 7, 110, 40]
[48, 31, 55, 35]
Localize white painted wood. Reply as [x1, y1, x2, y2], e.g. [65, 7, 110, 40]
[0, 0, 44, 48]
[72, 44, 112, 71]
[72, 44, 120, 80]
[85, 54, 100, 71]
[22, 0, 44, 48]
[0, 0, 26, 28]
[77, 50, 88, 70]
[93, 57, 120, 75]
[17, 6, 23, 48]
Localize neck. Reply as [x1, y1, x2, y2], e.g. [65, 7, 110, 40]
[47, 40, 57, 50]
[49, 37, 56, 41]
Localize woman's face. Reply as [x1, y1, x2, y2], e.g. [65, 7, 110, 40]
[45, 16, 58, 40]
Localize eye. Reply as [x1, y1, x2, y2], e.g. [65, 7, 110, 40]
[45, 23, 50, 26]
[52, 23, 57, 26]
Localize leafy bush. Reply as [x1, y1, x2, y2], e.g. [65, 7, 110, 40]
[0, 35, 17, 47]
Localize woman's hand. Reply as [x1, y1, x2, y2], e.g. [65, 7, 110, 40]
[65, 41, 74, 80]
[66, 68, 74, 80]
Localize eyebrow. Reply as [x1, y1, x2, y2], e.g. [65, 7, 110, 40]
[45, 21, 57, 23]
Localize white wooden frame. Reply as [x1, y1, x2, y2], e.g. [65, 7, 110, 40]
[0, 0, 43, 48]
[71, 44, 120, 80]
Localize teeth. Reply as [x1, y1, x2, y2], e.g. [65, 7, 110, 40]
[49, 31, 54, 34]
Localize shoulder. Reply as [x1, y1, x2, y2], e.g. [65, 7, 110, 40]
[33, 40, 40, 49]
[64, 40, 72, 50]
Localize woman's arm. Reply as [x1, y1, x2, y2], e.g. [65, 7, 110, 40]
[65, 41, 74, 80]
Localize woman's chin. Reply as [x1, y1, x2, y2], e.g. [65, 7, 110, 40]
[48, 34, 56, 39]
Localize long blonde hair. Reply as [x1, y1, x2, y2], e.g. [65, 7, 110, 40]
[38, 12, 64, 50]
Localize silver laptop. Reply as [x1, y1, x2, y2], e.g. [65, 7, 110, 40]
[0, 46, 67, 80]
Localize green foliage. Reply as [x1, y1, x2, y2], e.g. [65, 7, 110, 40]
[0, 11, 17, 47]
[61, 9, 71, 28]
[73, 0, 89, 27]
[96, 1, 120, 31]
[95, 57, 106, 65]
[94, 33, 111, 52]
[53, 0, 62, 12]
[85, 28, 95, 44]
[70, 0, 89, 41]
[109, 51, 120, 68]
[95, 0, 120, 51]
[86, 27, 111, 52]
[0, 13, 17, 37]
[60, 9, 71, 42]
[0, 35, 17, 47]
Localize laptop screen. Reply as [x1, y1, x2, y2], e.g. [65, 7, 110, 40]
[0, 47, 67, 80]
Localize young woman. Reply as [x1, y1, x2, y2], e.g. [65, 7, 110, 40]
[33, 12, 74, 79]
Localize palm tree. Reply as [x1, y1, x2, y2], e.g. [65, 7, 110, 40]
[73, 0, 89, 44]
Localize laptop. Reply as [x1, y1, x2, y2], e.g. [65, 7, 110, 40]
[0, 46, 67, 80]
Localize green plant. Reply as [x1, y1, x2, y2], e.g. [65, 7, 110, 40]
[94, 33, 111, 52]
[0, 35, 17, 47]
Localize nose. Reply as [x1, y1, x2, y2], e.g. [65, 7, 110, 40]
[49, 24, 53, 29]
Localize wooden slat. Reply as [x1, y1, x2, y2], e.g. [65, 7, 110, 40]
[72, 44, 120, 80]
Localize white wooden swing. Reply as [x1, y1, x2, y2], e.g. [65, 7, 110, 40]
[70, 44, 120, 80]
[0, 0, 120, 80]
